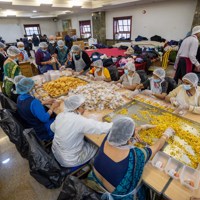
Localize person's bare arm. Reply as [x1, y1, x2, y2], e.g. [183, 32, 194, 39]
[124, 83, 139, 91]
[153, 92, 167, 100]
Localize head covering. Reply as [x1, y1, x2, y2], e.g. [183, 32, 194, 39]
[57, 40, 64, 47]
[0, 42, 6, 49]
[39, 42, 48, 48]
[124, 47, 134, 55]
[16, 78, 35, 95]
[126, 62, 136, 72]
[7, 46, 20, 57]
[107, 117, 135, 147]
[192, 26, 200, 35]
[182, 73, 199, 87]
[14, 75, 25, 84]
[92, 59, 103, 68]
[17, 42, 24, 47]
[71, 45, 81, 52]
[153, 68, 166, 79]
[64, 95, 85, 112]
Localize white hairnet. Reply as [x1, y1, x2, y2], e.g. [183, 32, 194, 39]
[64, 95, 85, 112]
[57, 40, 64, 46]
[71, 45, 81, 52]
[182, 73, 199, 87]
[107, 117, 135, 147]
[39, 42, 48, 48]
[192, 26, 200, 35]
[7, 46, 20, 57]
[126, 62, 136, 72]
[0, 42, 6, 49]
[17, 42, 24, 47]
[92, 59, 103, 68]
[153, 68, 166, 79]
[16, 78, 35, 95]
[14, 75, 25, 84]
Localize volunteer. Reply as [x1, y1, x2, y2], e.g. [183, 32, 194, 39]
[0, 42, 7, 86]
[174, 26, 200, 83]
[70, 45, 91, 74]
[16, 78, 60, 141]
[51, 95, 112, 168]
[17, 42, 29, 62]
[166, 73, 200, 114]
[114, 62, 141, 90]
[3, 46, 21, 98]
[55, 40, 68, 66]
[136, 68, 168, 100]
[88, 59, 111, 82]
[35, 42, 54, 74]
[48, 35, 57, 55]
[87, 117, 175, 200]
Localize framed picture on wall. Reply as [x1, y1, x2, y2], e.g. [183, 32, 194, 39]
[62, 19, 72, 31]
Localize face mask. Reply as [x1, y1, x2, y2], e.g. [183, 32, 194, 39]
[59, 46, 64, 50]
[153, 79, 161, 83]
[49, 40, 55, 44]
[19, 47, 24, 51]
[75, 55, 80, 59]
[183, 84, 192, 91]
[42, 49, 47, 52]
[124, 69, 129, 75]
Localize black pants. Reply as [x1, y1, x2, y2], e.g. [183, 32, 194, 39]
[174, 57, 187, 84]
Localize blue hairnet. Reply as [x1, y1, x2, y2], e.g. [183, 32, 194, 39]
[57, 40, 64, 46]
[107, 117, 135, 147]
[16, 78, 35, 94]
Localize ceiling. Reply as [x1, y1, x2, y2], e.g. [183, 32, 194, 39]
[0, 0, 166, 18]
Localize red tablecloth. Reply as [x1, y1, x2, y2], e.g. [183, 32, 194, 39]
[85, 48, 126, 57]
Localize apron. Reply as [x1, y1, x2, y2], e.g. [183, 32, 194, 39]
[150, 78, 163, 94]
[56, 46, 68, 65]
[94, 68, 106, 79]
[72, 52, 87, 72]
[38, 50, 54, 74]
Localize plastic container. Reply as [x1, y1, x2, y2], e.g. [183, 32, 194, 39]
[164, 158, 183, 179]
[50, 70, 60, 81]
[180, 165, 200, 190]
[43, 72, 51, 82]
[152, 151, 170, 171]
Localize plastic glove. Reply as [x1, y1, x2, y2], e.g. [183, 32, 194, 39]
[59, 66, 65, 71]
[140, 124, 157, 130]
[116, 83, 123, 88]
[94, 77, 104, 81]
[170, 97, 180, 107]
[142, 89, 153, 96]
[177, 104, 189, 110]
[130, 89, 140, 98]
[173, 104, 189, 116]
[163, 128, 175, 139]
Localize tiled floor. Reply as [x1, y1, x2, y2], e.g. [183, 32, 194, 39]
[0, 65, 176, 200]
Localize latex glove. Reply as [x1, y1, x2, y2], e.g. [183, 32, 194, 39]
[142, 89, 153, 96]
[140, 124, 157, 130]
[170, 97, 180, 107]
[59, 66, 65, 71]
[173, 104, 189, 116]
[177, 104, 189, 111]
[163, 128, 175, 139]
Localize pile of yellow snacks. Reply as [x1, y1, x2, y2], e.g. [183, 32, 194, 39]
[134, 96, 175, 112]
[43, 77, 87, 97]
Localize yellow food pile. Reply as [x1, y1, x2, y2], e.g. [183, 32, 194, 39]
[43, 77, 87, 97]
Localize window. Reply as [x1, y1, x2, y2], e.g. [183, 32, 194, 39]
[113, 16, 132, 40]
[79, 20, 91, 39]
[24, 24, 41, 38]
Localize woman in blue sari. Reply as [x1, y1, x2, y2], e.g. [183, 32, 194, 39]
[87, 117, 175, 200]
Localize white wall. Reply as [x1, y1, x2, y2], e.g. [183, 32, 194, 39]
[57, 13, 93, 37]
[106, 0, 197, 41]
[0, 18, 58, 43]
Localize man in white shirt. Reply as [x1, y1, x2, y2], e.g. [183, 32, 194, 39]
[174, 26, 200, 83]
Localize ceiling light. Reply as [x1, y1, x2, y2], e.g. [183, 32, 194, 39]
[70, 0, 83, 7]
[2, 10, 16, 16]
[2, 158, 10, 164]
[36, 0, 53, 4]
[0, 0, 12, 2]
[32, 10, 37, 13]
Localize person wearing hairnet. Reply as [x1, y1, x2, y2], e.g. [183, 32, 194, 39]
[16, 78, 60, 141]
[55, 40, 69, 66]
[166, 73, 200, 114]
[114, 62, 141, 90]
[35, 42, 55, 74]
[87, 117, 175, 200]
[174, 26, 200, 84]
[51, 95, 112, 168]
[136, 68, 168, 100]
[0, 42, 7, 87]
[3, 46, 21, 97]
[48, 35, 57, 55]
[17, 42, 29, 62]
[70, 45, 91, 75]
[88, 59, 111, 82]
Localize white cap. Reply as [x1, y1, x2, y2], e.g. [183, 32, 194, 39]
[192, 26, 200, 35]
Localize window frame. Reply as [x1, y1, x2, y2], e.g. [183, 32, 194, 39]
[113, 16, 132, 40]
[79, 20, 91, 39]
[24, 24, 41, 37]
